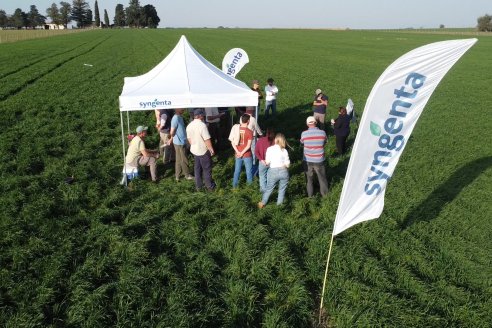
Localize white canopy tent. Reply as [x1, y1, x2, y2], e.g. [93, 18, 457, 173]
[118, 35, 258, 183]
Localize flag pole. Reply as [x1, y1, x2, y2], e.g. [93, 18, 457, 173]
[319, 231, 335, 324]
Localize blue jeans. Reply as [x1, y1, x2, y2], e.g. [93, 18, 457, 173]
[265, 99, 277, 118]
[258, 162, 268, 193]
[232, 156, 253, 188]
[262, 167, 289, 205]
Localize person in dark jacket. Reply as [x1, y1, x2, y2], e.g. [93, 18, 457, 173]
[331, 107, 350, 155]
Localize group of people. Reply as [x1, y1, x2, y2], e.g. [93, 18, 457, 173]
[125, 83, 353, 207]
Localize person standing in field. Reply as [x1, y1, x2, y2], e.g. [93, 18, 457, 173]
[264, 77, 278, 119]
[205, 107, 223, 149]
[230, 114, 254, 188]
[300, 116, 329, 197]
[245, 107, 263, 137]
[313, 89, 329, 130]
[186, 108, 216, 191]
[258, 133, 290, 208]
[331, 106, 351, 155]
[254, 128, 275, 193]
[168, 108, 194, 182]
[126, 126, 160, 182]
[218, 107, 231, 150]
[251, 79, 264, 114]
[155, 108, 175, 164]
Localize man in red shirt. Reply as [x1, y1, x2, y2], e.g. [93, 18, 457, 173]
[231, 114, 253, 188]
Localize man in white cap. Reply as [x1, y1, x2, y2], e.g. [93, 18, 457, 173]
[126, 126, 160, 182]
[186, 108, 216, 191]
[300, 116, 329, 197]
[313, 88, 329, 129]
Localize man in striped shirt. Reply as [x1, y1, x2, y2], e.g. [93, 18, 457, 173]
[300, 116, 329, 197]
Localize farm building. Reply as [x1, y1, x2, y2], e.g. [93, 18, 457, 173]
[44, 24, 65, 30]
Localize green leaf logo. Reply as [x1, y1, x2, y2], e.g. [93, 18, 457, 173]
[370, 121, 381, 136]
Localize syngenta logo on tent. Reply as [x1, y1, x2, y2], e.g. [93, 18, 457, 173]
[226, 52, 243, 76]
[365, 72, 427, 196]
[139, 99, 172, 109]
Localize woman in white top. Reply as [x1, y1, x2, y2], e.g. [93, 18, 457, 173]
[258, 133, 290, 208]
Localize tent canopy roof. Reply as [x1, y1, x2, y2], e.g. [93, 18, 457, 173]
[119, 35, 257, 112]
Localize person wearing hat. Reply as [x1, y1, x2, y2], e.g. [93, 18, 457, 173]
[125, 126, 160, 182]
[186, 108, 216, 191]
[251, 80, 263, 113]
[313, 88, 329, 129]
[300, 116, 329, 197]
[264, 78, 278, 119]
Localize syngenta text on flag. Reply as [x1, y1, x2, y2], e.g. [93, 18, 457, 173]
[333, 39, 477, 236]
[222, 48, 249, 77]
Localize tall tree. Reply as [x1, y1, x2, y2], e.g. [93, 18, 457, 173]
[27, 5, 46, 28]
[11, 8, 28, 29]
[141, 4, 159, 28]
[0, 10, 8, 28]
[71, 0, 89, 28]
[46, 3, 62, 25]
[114, 3, 126, 27]
[125, 0, 141, 28]
[94, 0, 100, 27]
[84, 9, 93, 27]
[59, 1, 72, 27]
[104, 9, 110, 27]
[477, 14, 492, 32]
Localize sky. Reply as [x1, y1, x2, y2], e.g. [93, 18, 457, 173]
[1, 0, 490, 29]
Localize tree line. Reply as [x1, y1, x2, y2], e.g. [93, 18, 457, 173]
[0, 0, 159, 30]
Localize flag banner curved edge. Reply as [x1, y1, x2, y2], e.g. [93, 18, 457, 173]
[333, 38, 477, 236]
[222, 48, 249, 77]
[346, 98, 354, 116]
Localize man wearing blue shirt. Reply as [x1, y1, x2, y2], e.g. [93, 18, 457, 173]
[168, 108, 193, 181]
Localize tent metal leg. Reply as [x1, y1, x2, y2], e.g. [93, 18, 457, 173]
[120, 111, 128, 187]
[126, 111, 130, 135]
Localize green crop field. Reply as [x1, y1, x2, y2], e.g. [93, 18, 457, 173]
[0, 29, 491, 327]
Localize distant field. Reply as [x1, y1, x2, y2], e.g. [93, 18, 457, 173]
[0, 29, 87, 43]
[0, 29, 491, 327]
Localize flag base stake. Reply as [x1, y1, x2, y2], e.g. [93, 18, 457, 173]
[319, 232, 335, 325]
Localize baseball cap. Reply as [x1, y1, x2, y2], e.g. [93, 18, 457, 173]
[193, 108, 205, 116]
[252, 79, 259, 84]
[306, 116, 317, 125]
[315, 89, 322, 96]
[136, 126, 148, 133]
[267, 77, 274, 83]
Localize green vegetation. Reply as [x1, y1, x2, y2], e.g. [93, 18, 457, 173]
[0, 29, 491, 327]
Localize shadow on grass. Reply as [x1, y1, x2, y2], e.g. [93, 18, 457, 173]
[400, 156, 492, 229]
